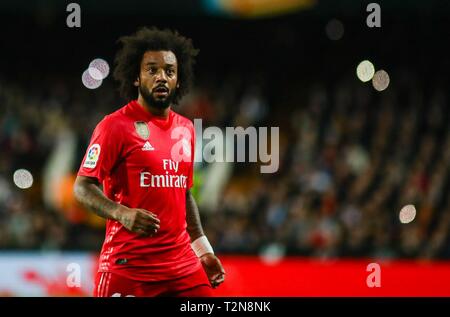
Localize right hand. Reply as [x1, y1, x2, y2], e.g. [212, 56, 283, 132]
[115, 205, 160, 237]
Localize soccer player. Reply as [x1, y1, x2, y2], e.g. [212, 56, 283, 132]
[73, 27, 225, 297]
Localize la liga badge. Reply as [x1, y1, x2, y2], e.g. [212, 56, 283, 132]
[83, 143, 101, 168]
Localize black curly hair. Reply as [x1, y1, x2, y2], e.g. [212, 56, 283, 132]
[113, 27, 199, 104]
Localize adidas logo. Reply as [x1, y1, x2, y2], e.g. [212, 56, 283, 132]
[142, 141, 154, 151]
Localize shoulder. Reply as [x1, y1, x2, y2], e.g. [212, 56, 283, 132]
[172, 111, 195, 130]
[95, 106, 129, 135]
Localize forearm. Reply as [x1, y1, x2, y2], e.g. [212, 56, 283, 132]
[185, 190, 205, 241]
[73, 176, 120, 221]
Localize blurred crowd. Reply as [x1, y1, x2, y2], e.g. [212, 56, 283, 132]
[197, 72, 450, 260]
[0, 67, 449, 259]
[0, 77, 113, 251]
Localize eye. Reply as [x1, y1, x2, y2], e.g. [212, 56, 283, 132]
[167, 68, 175, 76]
[149, 67, 157, 74]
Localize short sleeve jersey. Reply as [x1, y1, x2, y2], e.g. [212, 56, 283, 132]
[78, 100, 200, 281]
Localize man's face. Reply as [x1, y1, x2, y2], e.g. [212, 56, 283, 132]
[136, 50, 178, 109]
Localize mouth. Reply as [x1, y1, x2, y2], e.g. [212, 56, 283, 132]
[153, 86, 169, 98]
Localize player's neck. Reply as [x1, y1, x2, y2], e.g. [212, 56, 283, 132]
[137, 96, 171, 119]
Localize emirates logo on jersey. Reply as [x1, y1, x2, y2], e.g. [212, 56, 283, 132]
[139, 159, 188, 189]
[140, 172, 188, 189]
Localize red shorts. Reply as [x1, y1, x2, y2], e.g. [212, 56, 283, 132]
[94, 267, 212, 297]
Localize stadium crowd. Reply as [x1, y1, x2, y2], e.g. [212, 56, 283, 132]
[0, 66, 449, 259]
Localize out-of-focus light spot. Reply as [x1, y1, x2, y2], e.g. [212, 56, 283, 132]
[88, 67, 103, 81]
[82, 69, 102, 89]
[399, 204, 416, 224]
[372, 69, 390, 91]
[325, 19, 344, 41]
[259, 243, 285, 265]
[356, 60, 375, 82]
[13, 169, 33, 189]
[88, 58, 110, 80]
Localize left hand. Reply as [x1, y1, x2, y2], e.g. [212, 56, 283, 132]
[200, 253, 226, 288]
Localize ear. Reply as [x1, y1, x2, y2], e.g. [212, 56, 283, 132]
[134, 77, 140, 87]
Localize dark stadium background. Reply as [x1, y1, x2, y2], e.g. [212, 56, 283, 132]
[0, 0, 449, 296]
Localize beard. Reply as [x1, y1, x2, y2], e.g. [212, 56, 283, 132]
[139, 84, 176, 110]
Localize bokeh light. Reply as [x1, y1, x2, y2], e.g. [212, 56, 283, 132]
[356, 60, 375, 82]
[13, 169, 33, 189]
[399, 204, 416, 224]
[372, 69, 390, 91]
[88, 58, 110, 80]
[82, 69, 102, 89]
[259, 243, 285, 265]
[87, 67, 103, 81]
[325, 19, 344, 41]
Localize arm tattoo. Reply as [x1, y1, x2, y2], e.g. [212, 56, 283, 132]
[122, 218, 132, 228]
[73, 176, 119, 221]
[186, 190, 205, 241]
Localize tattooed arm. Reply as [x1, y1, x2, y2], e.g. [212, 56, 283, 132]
[185, 189, 205, 241]
[73, 175, 160, 236]
[186, 189, 225, 288]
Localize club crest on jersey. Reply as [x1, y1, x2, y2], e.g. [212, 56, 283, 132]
[134, 121, 150, 140]
[83, 144, 101, 168]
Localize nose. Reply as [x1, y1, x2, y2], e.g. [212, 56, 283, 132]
[155, 69, 168, 83]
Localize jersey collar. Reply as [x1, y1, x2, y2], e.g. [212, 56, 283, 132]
[127, 100, 174, 130]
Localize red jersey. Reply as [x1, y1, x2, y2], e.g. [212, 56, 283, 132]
[77, 100, 201, 281]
